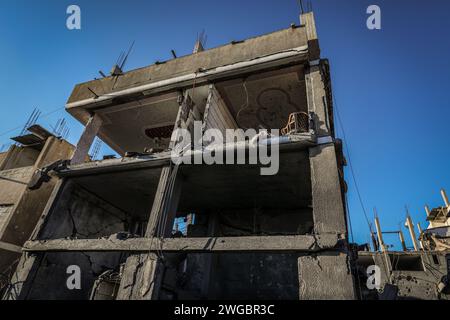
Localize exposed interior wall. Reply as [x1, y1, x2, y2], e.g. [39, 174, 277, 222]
[214, 66, 308, 132]
[159, 253, 302, 300]
[23, 252, 126, 300]
[176, 150, 313, 237]
[0, 249, 21, 296]
[37, 180, 131, 240]
[151, 149, 314, 300]
[37, 167, 162, 240]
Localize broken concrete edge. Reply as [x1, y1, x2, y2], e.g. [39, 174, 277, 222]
[66, 25, 310, 105]
[58, 134, 332, 178]
[22, 233, 344, 253]
[298, 251, 356, 300]
[0, 241, 22, 253]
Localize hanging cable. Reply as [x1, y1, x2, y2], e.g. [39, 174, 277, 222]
[235, 79, 250, 129]
[333, 95, 373, 236]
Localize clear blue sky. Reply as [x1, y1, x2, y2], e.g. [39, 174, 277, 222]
[1, 0, 449, 249]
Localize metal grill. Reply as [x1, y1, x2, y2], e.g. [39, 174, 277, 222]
[281, 112, 310, 135]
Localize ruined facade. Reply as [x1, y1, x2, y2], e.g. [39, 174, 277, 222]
[356, 190, 450, 300]
[3, 12, 357, 300]
[0, 125, 74, 294]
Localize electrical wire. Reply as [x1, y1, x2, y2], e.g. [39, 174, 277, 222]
[333, 96, 373, 235]
[0, 106, 65, 138]
[235, 79, 250, 129]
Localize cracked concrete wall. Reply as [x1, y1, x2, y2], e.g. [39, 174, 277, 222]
[0, 166, 34, 206]
[217, 209, 313, 236]
[0, 146, 39, 171]
[309, 143, 347, 237]
[37, 181, 130, 240]
[14, 252, 125, 300]
[188, 210, 313, 237]
[116, 253, 162, 300]
[360, 252, 450, 300]
[298, 252, 356, 300]
[119, 252, 303, 300]
[161, 253, 302, 300]
[209, 253, 301, 300]
[0, 152, 7, 166]
[121, 252, 354, 300]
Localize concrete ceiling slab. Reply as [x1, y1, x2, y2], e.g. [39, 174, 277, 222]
[72, 167, 162, 219]
[216, 66, 307, 130]
[177, 150, 311, 211]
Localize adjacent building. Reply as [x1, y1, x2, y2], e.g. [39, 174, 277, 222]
[0, 125, 74, 294]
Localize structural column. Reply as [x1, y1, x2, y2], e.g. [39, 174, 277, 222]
[117, 165, 181, 300]
[71, 114, 103, 165]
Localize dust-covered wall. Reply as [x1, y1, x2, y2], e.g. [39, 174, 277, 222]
[38, 180, 130, 240]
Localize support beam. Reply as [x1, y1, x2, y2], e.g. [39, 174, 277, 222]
[71, 114, 103, 165]
[374, 217, 386, 252]
[200, 212, 220, 299]
[305, 65, 330, 137]
[0, 240, 22, 253]
[405, 216, 419, 251]
[117, 165, 180, 300]
[425, 205, 431, 218]
[398, 230, 407, 252]
[298, 253, 355, 300]
[309, 143, 347, 235]
[441, 189, 449, 209]
[300, 12, 320, 60]
[22, 234, 340, 253]
[417, 223, 424, 250]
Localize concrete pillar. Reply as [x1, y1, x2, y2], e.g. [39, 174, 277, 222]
[405, 216, 419, 251]
[300, 12, 320, 60]
[441, 189, 449, 208]
[298, 253, 355, 300]
[398, 230, 407, 252]
[305, 64, 331, 137]
[200, 212, 219, 299]
[71, 114, 103, 165]
[417, 223, 424, 250]
[117, 165, 180, 300]
[309, 143, 347, 236]
[425, 205, 431, 217]
[374, 217, 386, 252]
[193, 40, 204, 54]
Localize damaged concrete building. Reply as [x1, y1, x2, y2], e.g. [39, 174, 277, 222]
[0, 125, 74, 294]
[356, 190, 450, 300]
[3, 12, 357, 300]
